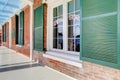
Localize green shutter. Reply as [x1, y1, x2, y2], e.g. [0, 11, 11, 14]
[4, 25, 6, 42]
[34, 4, 44, 51]
[2, 25, 6, 42]
[81, 0, 120, 69]
[2, 26, 4, 42]
[19, 11, 24, 45]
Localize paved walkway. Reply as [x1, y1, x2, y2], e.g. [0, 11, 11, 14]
[0, 46, 76, 80]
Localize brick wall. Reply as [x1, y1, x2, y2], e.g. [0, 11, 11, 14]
[11, 5, 30, 57]
[32, 0, 120, 80]
[3, 22, 9, 48]
[33, 51, 120, 80]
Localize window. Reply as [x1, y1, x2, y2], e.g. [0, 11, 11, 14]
[68, 0, 80, 52]
[53, 5, 63, 49]
[2, 25, 6, 42]
[52, 0, 80, 52]
[15, 11, 24, 46]
[46, 0, 81, 67]
[15, 15, 19, 44]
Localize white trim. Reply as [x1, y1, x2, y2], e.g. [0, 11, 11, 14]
[44, 51, 82, 68]
[29, 3, 33, 61]
[8, 19, 12, 48]
[47, 0, 82, 67]
[48, 0, 80, 53]
[16, 45, 23, 47]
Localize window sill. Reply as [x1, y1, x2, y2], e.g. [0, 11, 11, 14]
[43, 51, 82, 68]
[16, 45, 23, 47]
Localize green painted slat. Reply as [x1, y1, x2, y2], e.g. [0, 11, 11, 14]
[19, 11, 24, 45]
[34, 4, 44, 51]
[82, 15, 117, 63]
[82, 0, 117, 17]
[81, 0, 119, 69]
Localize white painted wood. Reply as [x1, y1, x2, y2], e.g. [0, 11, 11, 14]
[9, 19, 12, 48]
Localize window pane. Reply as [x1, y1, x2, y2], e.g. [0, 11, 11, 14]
[68, 39, 74, 51]
[75, 39, 80, 52]
[68, 0, 74, 13]
[75, 12, 80, 25]
[75, 25, 80, 37]
[53, 28, 57, 38]
[53, 5, 63, 50]
[53, 39, 57, 48]
[75, 0, 80, 10]
[68, 26, 74, 38]
[58, 16, 63, 27]
[53, 8, 57, 17]
[58, 5, 63, 16]
[68, 0, 80, 52]
[58, 38, 63, 49]
[53, 18, 57, 27]
[68, 13, 74, 25]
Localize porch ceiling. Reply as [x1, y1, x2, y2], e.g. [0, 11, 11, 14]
[0, 0, 26, 24]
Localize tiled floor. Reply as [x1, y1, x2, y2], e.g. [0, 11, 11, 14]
[0, 46, 75, 80]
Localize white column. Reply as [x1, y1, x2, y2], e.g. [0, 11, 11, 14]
[29, 2, 33, 61]
[9, 19, 12, 48]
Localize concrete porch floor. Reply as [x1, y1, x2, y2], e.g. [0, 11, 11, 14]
[0, 46, 76, 80]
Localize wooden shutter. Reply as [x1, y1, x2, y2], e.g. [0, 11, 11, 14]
[81, 0, 119, 68]
[2, 26, 4, 42]
[19, 11, 24, 45]
[34, 4, 44, 51]
[4, 24, 6, 42]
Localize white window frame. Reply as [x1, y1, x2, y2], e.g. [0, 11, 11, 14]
[48, 0, 80, 55]
[45, 0, 82, 67]
[15, 11, 23, 47]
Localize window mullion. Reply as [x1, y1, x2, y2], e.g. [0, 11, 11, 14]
[63, 1, 68, 51]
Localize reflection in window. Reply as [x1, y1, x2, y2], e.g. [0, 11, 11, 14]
[68, 0, 80, 52]
[53, 5, 63, 49]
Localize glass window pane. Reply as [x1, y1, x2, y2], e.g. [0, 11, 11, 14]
[68, 39, 74, 51]
[75, 0, 80, 10]
[68, 26, 74, 38]
[58, 5, 63, 16]
[53, 39, 57, 48]
[75, 39, 80, 52]
[75, 12, 80, 25]
[75, 25, 80, 37]
[58, 16, 63, 27]
[53, 5, 63, 50]
[53, 18, 57, 27]
[58, 27, 63, 35]
[53, 8, 57, 17]
[68, 13, 74, 25]
[68, 0, 74, 13]
[53, 28, 57, 38]
[58, 35, 63, 49]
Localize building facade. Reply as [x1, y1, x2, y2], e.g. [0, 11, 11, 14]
[1, 0, 120, 80]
